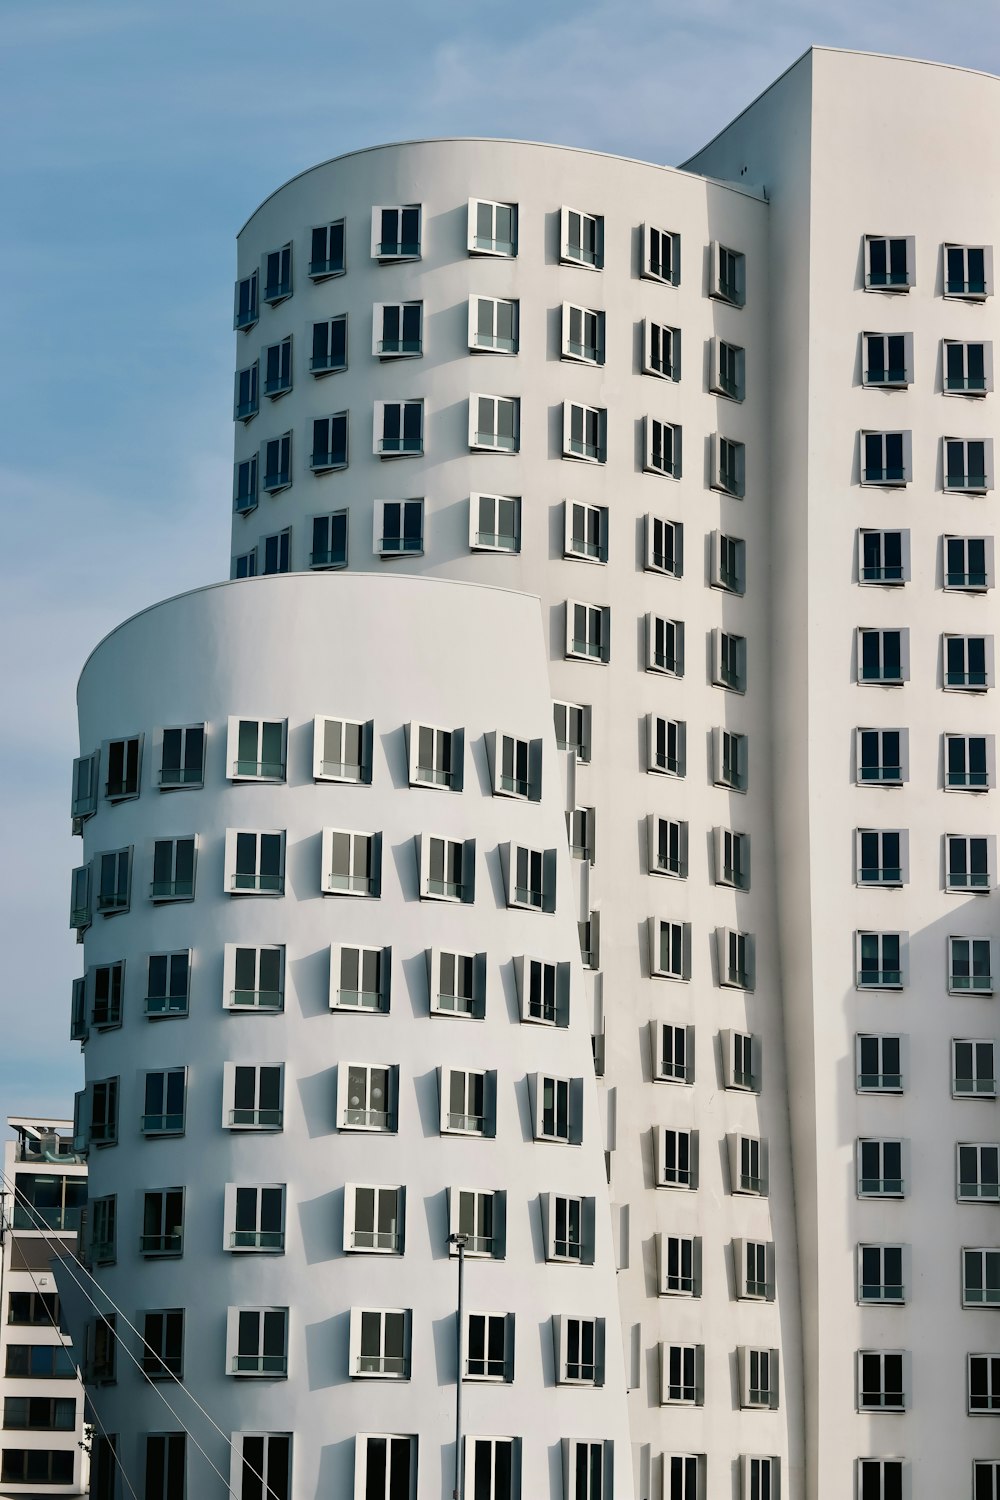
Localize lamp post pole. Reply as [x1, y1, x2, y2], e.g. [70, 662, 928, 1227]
[449, 1232, 468, 1500]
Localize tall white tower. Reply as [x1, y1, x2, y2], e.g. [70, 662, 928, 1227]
[65, 46, 1000, 1500]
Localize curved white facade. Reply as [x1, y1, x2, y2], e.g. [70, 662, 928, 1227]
[65, 46, 1000, 1500]
[70, 573, 632, 1498]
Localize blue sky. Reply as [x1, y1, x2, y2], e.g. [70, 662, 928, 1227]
[3, 0, 1000, 1122]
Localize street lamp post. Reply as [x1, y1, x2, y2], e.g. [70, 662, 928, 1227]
[448, 1231, 469, 1500]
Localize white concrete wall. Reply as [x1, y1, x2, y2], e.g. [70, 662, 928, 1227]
[686, 46, 1000, 1500]
[228, 141, 802, 1496]
[72, 574, 632, 1499]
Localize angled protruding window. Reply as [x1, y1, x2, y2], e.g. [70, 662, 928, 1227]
[372, 205, 421, 262]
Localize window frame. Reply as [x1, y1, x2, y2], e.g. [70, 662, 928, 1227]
[373, 300, 423, 361]
[642, 319, 680, 381]
[644, 416, 681, 479]
[864, 235, 915, 292]
[564, 500, 609, 565]
[310, 411, 349, 474]
[344, 1183, 405, 1256]
[469, 393, 520, 453]
[223, 942, 285, 1013]
[641, 223, 680, 285]
[309, 218, 346, 279]
[371, 204, 422, 263]
[561, 303, 605, 366]
[373, 400, 424, 459]
[226, 1306, 289, 1379]
[562, 402, 606, 464]
[565, 601, 610, 663]
[374, 498, 424, 557]
[468, 198, 518, 258]
[224, 828, 286, 897]
[312, 716, 373, 785]
[223, 1062, 285, 1132]
[560, 206, 604, 270]
[470, 492, 520, 553]
[337, 1062, 398, 1134]
[330, 944, 390, 1014]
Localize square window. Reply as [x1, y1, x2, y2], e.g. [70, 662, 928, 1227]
[645, 515, 683, 577]
[562, 402, 606, 463]
[642, 224, 680, 285]
[471, 493, 520, 553]
[159, 724, 205, 789]
[944, 535, 992, 592]
[959, 1143, 1000, 1201]
[488, 731, 541, 800]
[858, 1350, 907, 1411]
[470, 394, 519, 452]
[964, 1248, 1000, 1308]
[857, 1244, 905, 1305]
[374, 400, 423, 458]
[861, 429, 911, 486]
[659, 1342, 702, 1405]
[566, 601, 610, 663]
[856, 931, 904, 989]
[357, 1434, 417, 1500]
[309, 219, 345, 279]
[945, 242, 992, 299]
[372, 205, 421, 262]
[554, 1315, 605, 1384]
[322, 829, 381, 896]
[712, 339, 745, 401]
[313, 716, 372, 784]
[649, 816, 687, 879]
[225, 829, 285, 896]
[857, 1138, 905, 1197]
[345, 1183, 404, 1254]
[375, 498, 424, 556]
[711, 241, 745, 305]
[864, 235, 914, 291]
[646, 614, 683, 676]
[229, 1435, 292, 1500]
[950, 936, 994, 994]
[234, 455, 258, 514]
[645, 714, 685, 778]
[644, 417, 681, 479]
[862, 330, 910, 388]
[654, 1127, 697, 1189]
[407, 722, 463, 791]
[417, 833, 474, 903]
[350, 1307, 411, 1380]
[262, 336, 293, 398]
[224, 943, 284, 1012]
[657, 1233, 700, 1296]
[142, 1188, 184, 1257]
[224, 1062, 284, 1131]
[262, 242, 292, 305]
[944, 633, 993, 690]
[652, 1021, 694, 1084]
[738, 1346, 779, 1409]
[561, 303, 605, 365]
[856, 1034, 903, 1093]
[561, 207, 603, 269]
[450, 1187, 505, 1258]
[503, 842, 557, 912]
[543, 1193, 594, 1264]
[338, 1063, 396, 1133]
[261, 432, 292, 493]
[150, 835, 196, 902]
[944, 338, 991, 395]
[729, 1132, 767, 1195]
[531, 1074, 582, 1144]
[554, 701, 591, 762]
[464, 1312, 513, 1382]
[144, 950, 190, 1019]
[858, 628, 908, 685]
[226, 1307, 288, 1377]
[311, 412, 348, 472]
[944, 437, 993, 493]
[468, 295, 519, 354]
[142, 1068, 186, 1136]
[564, 501, 608, 564]
[859, 528, 908, 585]
[234, 269, 258, 331]
[468, 199, 517, 257]
[946, 834, 993, 892]
[374, 301, 422, 359]
[428, 948, 485, 1020]
[331, 945, 389, 1013]
[234, 359, 259, 422]
[954, 1039, 996, 1099]
[642, 320, 680, 380]
[856, 828, 905, 887]
[649, 918, 691, 980]
[440, 1067, 495, 1137]
[856, 727, 906, 786]
[734, 1238, 774, 1301]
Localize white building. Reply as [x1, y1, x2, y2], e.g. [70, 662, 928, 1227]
[65, 45, 1000, 1500]
[0, 1118, 88, 1498]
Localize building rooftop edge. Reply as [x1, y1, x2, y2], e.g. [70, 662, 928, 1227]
[237, 137, 767, 236]
[76, 572, 545, 700]
[679, 44, 1000, 169]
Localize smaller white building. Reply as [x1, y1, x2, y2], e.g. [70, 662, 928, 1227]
[0, 1118, 88, 1498]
